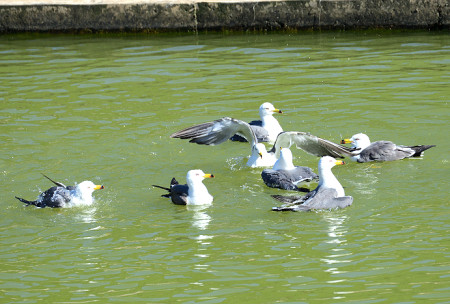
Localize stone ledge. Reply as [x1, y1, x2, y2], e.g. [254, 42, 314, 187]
[0, 0, 448, 33]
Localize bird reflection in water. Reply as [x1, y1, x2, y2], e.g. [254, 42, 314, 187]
[320, 213, 352, 277]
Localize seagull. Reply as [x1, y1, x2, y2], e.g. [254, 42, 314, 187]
[15, 174, 104, 208]
[170, 117, 277, 167]
[272, 156, 353, 211]
[153, 169, 214, 205]
[170, 118, 354, 168]
[230, 102, 283, 143]
[261, 148, 318, 191]
[341, 133, 436, 162]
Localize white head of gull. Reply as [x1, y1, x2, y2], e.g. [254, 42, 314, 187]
[259, 102, 283, 143]
[247, 143, 277, 168]
[71, 181, 104, 206]
[346, 133, 371, 150]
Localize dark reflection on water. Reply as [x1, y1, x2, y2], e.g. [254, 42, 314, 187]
[0, 31, 448, 303]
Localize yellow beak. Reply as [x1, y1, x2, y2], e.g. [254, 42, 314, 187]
[335, 160, 345, 165]
[258, 152, 263, 158]
[203, 174, 214, 178]
[273, 108, 282, 114]
[341, 138, 352, 144]
[94, 185, 104, 190]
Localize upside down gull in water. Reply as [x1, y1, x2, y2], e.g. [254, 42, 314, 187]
[341, 133, 436, 162]
[153, 169, 214, 205]
[261, 148, 318, 191]
[230, 102, 283, 143]
[170, 117, 356, 168]
[15, 174, 104, 208]
[272, 156, 353, 212]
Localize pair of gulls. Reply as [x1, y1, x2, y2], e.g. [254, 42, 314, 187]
[156, 102, 435, 211]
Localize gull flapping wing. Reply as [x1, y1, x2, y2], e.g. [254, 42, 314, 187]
[270, 131, 358, 159]
[170, 117, 258, 147]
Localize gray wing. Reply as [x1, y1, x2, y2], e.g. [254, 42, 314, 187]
[37, 186, 72, 208]
[262, 167, 318, 191]
[358, 141, 415, 162]
[50, 189, 73, 207]
[271, 132, 358, 159]
[230, 120, 270, 142]
[251, 126, 270, 142]
[171, 117, 258, 147]
[271, 189, 317, 211]
[302, 187, 353, 210]
[272, 187, 352, 211]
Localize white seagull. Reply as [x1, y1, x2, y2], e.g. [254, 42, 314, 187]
[341, 133, 436, 162]
[153, 169, 214, 205]
[230, 102, 283, 143]
[261, 148, 318, 191]
[15, 174, 104, 208]
[272, 156, 353, 211]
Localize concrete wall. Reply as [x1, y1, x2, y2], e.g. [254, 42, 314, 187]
[0, 0, 448, 33]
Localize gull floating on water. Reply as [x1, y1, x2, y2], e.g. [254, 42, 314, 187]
[170, 118, 354, 168]
[261, 148, 318, 191]
[153, 169, 214, 205]
[272, 156, 353, 211]
[230, 102, 283, 143]
[341, 133, 436, 162]
[15, 174, 104, 208]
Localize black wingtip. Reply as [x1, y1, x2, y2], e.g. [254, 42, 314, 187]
[15, 196, 34, 205]
[411, 145, 436, 157]
[152, 185, 170, 191]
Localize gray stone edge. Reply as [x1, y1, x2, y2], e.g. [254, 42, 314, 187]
[0, 0, 449, 32]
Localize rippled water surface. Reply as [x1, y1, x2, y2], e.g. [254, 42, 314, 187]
[0, 31, 449, 303]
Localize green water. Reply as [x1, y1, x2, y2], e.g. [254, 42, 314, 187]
[1, 31, 449, 303]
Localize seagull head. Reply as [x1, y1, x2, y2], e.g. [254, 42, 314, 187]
[186, 170, 214, 184]
[254, 143, 267, 158]
[341, 133, 371, 149]
[76, 181, 104, 198]
[319, 156, 345, 170]
[259, 102, 282, 118]
[247, 143, 275, 167]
